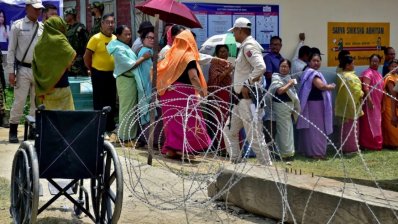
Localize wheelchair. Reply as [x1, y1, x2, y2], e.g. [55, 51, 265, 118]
[10, 106, 123, 223]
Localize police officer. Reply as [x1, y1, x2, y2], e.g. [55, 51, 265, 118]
[223, 17, 272, 166]
[65, 8, 89, 76]
[89, 1, 104, 37]
[7, 0, 44, 143]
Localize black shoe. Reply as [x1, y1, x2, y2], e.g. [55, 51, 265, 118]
[9, 123, 19, 143]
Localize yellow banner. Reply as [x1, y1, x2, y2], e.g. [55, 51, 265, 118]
[327, 22, 390, 67]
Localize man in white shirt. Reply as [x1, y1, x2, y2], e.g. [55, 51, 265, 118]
[223, 17, 272, 166]
[7, 0, 44, 143]
[131, 21, 154, 54]
[291, 33, 311, 89]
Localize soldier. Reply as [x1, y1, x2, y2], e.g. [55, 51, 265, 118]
[89, 1, 104, 37]
[65, 8, 89, 76]
[223, 17, 272, 166]
[7, 0, 44, 143]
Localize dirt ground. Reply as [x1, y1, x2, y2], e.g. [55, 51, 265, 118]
[0, 126, 276, 224]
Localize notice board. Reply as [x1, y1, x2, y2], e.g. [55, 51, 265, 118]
[184, 3, 279, 51]
[327, 22, 390, 66]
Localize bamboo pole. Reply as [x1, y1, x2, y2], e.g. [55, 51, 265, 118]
[147, 14, 160, 165]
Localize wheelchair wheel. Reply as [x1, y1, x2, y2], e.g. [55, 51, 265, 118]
[10, 142, 39, 224]
[91, 141, 123, 223]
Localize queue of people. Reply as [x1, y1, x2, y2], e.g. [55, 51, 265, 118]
[3, 1, 398, 166]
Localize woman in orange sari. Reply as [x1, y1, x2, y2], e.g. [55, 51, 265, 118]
[382, 59, 398, 149]
[157, 30, 211, 158]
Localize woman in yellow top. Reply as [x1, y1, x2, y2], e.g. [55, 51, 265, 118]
[335, 55, 364, 153]
[382, 59, 398, 149]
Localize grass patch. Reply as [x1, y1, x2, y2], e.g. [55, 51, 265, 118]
[4, 86, 13, 110]
[0, 177, 11, 223]
[274, 149, 398, 192]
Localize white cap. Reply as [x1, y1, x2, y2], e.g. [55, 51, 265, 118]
[26, 0, 44, 9]
[228, 17, 252, 32]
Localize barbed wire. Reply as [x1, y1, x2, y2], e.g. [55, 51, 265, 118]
[116, 70, 398, 223]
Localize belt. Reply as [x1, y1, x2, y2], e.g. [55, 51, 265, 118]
[17, 60, 31, 68]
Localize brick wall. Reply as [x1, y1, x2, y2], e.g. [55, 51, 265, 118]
[117, 0, 131, 27]
[85, 0, 92, 30]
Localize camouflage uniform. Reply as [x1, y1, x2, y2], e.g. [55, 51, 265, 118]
[65, 8, 89, 76]
[89, 2, 104, 37]
[90, 17, 101, 37]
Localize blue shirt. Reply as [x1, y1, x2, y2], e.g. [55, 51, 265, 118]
[382, 61, 390, 77]
[264, 52, 283, 89]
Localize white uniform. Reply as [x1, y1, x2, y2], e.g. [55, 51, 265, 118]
[223, 35, 272, 165]
[7, 16, 43, 124]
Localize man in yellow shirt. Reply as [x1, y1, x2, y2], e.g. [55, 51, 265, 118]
[84, 13, 116, 133]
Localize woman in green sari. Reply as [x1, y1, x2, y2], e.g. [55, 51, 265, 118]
[32, 16, 76, 110]
[106, 25, 151, 143]
[335, 55, 364, 153]
[268, 59, 300, 160]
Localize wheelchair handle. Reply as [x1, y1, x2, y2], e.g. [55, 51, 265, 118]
[37, 104, 46, 111]
[102, 106, 112, 114]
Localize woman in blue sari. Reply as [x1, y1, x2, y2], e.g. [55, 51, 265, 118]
[136, 30, 155, 126]
[106, 25, 151, 143]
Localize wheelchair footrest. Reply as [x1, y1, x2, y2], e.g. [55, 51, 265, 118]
[48, 179, 76, 195]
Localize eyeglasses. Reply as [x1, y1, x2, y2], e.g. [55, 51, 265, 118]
[103, 20, 114, 25]
[145, 36, 155, 40]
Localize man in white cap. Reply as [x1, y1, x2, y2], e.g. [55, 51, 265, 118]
[6, 0, 44, 143]
[223, 17, 272, 166]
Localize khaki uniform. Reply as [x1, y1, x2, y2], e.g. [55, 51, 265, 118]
[6, 16, 43, 124]
[223, 35, 272, 165]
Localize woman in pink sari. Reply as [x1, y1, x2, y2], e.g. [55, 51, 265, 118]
[157, 30, 211, 158]
[359, 54, 384, 150]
